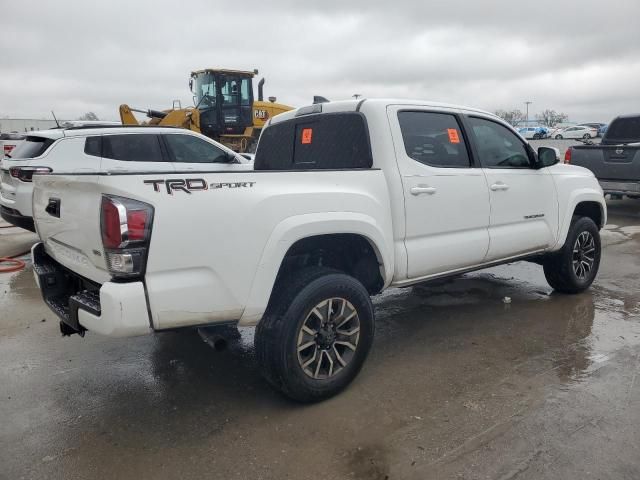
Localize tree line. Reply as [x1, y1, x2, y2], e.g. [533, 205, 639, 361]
[494, 109, 568, 127]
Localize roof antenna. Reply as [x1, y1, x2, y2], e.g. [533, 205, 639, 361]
[51, 111, 61, 128]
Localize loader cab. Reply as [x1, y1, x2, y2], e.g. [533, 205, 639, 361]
[190, 69, 254, 138]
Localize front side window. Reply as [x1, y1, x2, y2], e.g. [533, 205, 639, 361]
[102, 134, 163, 162]
[467, 117, 532, 168]
[397, 111, 470, 168]
[164, 134, 229, 163]
[193, 72, 217, 108]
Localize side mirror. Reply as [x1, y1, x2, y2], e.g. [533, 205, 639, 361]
[537, 146, 560, 168]
[189, 78, 193, 92]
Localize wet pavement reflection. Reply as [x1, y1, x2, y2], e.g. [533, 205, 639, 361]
[1, 199, 639, 479]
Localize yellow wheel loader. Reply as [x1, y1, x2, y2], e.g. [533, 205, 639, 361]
[119, 68, 292, 152]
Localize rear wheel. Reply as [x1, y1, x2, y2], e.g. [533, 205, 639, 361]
[543, 216, 601, 293]
[255, 267, 375, 402]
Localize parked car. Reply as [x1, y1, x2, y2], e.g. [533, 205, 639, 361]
[566, 113, 640, 198]
[30, 99, 606, 402]
[518, 126, 548, 139]
[0, 126, 251, 231]
[579, 123, 608, 138]
[0, 131, 26, 157]
[553, 125, 598, 139]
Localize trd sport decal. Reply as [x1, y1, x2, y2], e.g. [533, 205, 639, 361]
[144, 178, 255, 194]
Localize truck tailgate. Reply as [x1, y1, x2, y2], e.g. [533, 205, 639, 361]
[572, 144, 640, 182]
[32, 174, 111, 284]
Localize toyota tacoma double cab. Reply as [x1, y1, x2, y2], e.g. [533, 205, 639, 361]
[30, 99, 606, 402]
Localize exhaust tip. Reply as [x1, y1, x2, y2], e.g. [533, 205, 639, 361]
[213, 337, 228, 351]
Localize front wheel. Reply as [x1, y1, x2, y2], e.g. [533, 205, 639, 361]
[583, 133, 591, 139]
[543, 216, 601, 293]
[555, 134, 563, 139]
[255, 267, 375, 402]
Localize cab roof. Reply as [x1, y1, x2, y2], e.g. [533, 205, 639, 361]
[269, 98, 500, 125]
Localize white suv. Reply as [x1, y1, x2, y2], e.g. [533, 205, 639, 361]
[0, 126, 251, 230]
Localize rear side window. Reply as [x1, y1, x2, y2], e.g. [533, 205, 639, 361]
[164, 134, 229, 163]
[84, 136, 101, 157]
[102, 134, 163, 162]
[7, 136, 54, 159]
[397, 111, 470, 168]
[605, 116, 640, 144]
[255, 112, 372, 170]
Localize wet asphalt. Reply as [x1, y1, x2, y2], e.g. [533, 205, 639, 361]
[1, 199, 639, 480]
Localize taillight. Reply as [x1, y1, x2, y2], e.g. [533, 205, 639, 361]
[100, 195, 154, 278]
[564, 148, 572, 164]
[9, 166, 52, 182]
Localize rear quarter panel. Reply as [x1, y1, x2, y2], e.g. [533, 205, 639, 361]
[98, 170, 394, 329]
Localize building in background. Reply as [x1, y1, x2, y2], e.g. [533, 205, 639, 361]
[0, 118, 71, 133]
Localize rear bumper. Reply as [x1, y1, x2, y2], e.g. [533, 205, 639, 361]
[31, 243, 151, 337]
[0, 206, 35, 231]
[599, 180, 640, 196]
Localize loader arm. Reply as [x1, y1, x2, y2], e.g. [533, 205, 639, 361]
[119, 104, 140, 126]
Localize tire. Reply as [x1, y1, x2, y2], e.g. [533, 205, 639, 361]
[555, 134, 563, 139]
[543, 216, 601, 294]
[255, 266, 375, 402]
[533, 134, 541, 140]
[583, 133, 591, 139]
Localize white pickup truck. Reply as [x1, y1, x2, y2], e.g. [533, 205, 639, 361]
[31, 99, 606, 402]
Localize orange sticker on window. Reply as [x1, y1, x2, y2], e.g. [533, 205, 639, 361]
[301, 128, 313, 144]
[447, 128, 460, 144]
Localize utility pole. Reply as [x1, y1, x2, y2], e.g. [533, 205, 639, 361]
[525, 101, 532, 126]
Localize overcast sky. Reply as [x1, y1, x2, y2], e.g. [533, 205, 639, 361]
[1, 0, 639, 123]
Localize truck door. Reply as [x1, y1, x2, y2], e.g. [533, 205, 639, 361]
[463, 115, 558, 261]
[388, 106, 491, 279]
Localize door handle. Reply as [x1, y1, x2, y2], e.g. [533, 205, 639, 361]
[490, 183, 510, 191]
[410, 186, 437, 195]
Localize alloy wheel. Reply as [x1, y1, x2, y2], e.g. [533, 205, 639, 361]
[572, 231, 596, 279]
[296, 298, 360, 379]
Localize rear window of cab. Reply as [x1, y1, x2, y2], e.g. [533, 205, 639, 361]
[254, 112, 373, 170]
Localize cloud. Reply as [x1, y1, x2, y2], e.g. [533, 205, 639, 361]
[1, 0, 638, 123]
